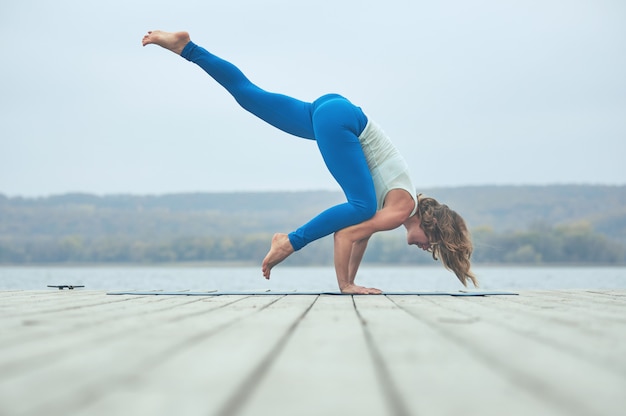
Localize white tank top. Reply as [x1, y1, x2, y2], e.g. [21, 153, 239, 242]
[358, 118, 418, 215]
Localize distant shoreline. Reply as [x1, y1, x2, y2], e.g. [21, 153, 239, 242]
[2, 185, 625, 264]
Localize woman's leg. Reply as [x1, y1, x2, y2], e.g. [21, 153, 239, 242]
[142, 31, 376, 275]
[179, 44, 376, 238]
[288, 96, 376, 249]
[262, 97, 376, 278]
[181, 42, 316, 140]
[177, 41, 377, 247]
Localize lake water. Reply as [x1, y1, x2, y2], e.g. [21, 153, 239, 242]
[1, 265, 625, 292]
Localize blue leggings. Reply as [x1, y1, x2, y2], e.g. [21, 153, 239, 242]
[181, 41, 377, 250]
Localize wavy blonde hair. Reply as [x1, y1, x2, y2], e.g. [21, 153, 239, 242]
[417, 195, 478, 287]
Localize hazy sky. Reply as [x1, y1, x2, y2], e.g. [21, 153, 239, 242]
[1, 0, 625, 197]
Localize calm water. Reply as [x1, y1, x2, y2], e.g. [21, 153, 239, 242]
[1, 265, 625, 292]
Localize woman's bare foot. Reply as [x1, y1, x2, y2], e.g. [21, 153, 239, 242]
[262, 233, 295, 279]
[142, 30, 190, 55]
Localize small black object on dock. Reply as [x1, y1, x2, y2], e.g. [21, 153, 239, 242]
[47, 285, 85, 290]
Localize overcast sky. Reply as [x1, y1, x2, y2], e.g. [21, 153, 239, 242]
[1, 0, 624, 197]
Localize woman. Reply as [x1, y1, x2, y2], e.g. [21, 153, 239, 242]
[142, 30, 477, 294]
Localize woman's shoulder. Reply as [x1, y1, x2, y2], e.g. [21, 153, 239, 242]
[382, 189, 417, 216]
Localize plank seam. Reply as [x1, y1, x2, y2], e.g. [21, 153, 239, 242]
[387, 296, 599, 416]
[354, 296, 412, 416]
[215, 295, 319, 416]
[27, 296, 286, 416]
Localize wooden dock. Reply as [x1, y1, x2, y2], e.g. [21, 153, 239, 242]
[1, 289, 625, 416]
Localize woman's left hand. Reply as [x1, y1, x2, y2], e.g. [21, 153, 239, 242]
[340, 284, 382, 295]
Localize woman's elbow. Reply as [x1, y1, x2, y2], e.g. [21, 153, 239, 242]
[334, 228, 356, 245]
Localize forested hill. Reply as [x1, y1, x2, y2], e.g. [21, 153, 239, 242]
[2, 185, 625, 238]
[419, 185, 626, 242]
[1, 185, 625, 264]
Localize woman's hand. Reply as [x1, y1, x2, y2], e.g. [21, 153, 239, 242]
[340, 284, 382, 295]
[334, 189, 415, 293]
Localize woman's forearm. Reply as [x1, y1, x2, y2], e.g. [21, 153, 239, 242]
[348, 238, 370, 284]
[333, 231, 354, 290]
[334, 229, 371, 289]
[332, 209, 400, 293]
[334, 232, 381, 294]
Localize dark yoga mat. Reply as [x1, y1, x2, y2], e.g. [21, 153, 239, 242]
[106, 290, 518, 296]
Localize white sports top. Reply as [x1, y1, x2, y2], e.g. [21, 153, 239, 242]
[358, 118, 418, 216]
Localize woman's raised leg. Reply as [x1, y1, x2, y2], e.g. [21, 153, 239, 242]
[143, 31, 377, 279]
[143, 30, 316, 139]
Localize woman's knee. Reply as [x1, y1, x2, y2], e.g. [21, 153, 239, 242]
[352, 197, 377, 222]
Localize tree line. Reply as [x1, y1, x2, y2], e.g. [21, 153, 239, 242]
[1, 221, 623, 265]
[1, 186, 625, 265]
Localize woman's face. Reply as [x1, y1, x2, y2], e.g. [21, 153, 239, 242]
[406, 220, 431, 251]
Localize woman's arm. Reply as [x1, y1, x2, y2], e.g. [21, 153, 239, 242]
[348, 237, 370, 284]
[333, 190, 415, 294]
[333, 213, 396, 293]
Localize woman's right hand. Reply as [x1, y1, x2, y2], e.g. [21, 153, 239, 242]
[340, 284, 382, 295]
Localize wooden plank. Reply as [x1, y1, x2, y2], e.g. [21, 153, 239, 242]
[0, 290, 135, 321]
[353, 295, 571, 416]
[236, 295, 390, 416]
[389, 294, 626, 416]
[0, 294, 277, 416]
[2, 290, 625, 416]
[0, 292, 230, 374]
[0, 290, 104, 309]
[0, 291, 155, 344]
[450, 292, 626, 374]
[588, 290, 626, 298]
[519, 289, 626, 321]
[69, 295, 317, 416]
[0, 293, 214, 371]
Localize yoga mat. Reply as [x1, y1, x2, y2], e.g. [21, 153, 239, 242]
[106, 290, 518, 297]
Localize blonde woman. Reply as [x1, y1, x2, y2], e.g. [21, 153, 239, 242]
[142, 30, 476, 294]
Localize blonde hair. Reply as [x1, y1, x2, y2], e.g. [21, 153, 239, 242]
[417, 195, 478, 287]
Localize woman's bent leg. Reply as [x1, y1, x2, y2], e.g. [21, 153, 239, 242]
[181, 42, 315, 139]
[288, 97, 376, 250]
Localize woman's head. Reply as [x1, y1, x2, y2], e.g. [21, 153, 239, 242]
[416, 195, 477, 287]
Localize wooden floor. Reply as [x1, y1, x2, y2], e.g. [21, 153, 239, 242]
[1, 290, 625, 416]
